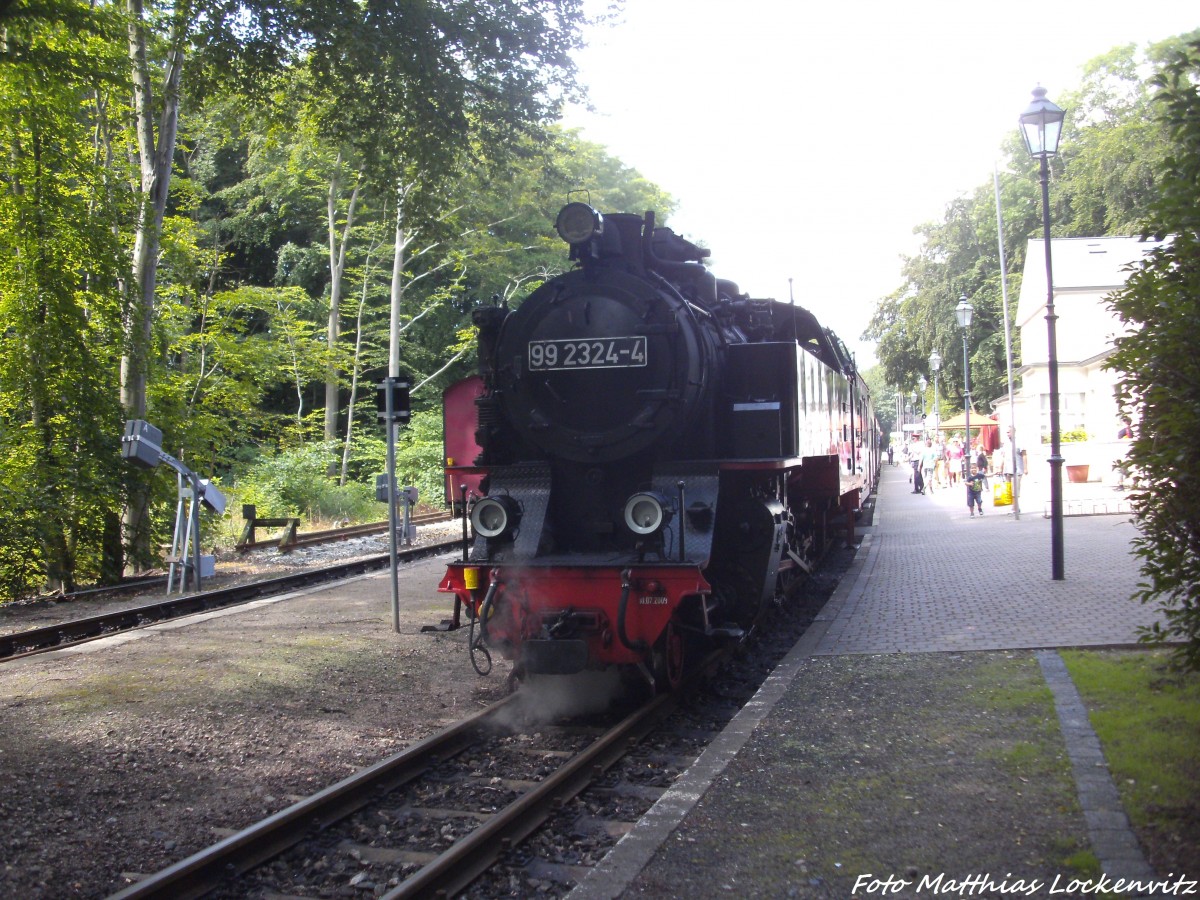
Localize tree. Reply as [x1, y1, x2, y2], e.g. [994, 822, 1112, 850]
[1105, 37, 1200, 672]
[119, 0, 591, 568]
[0, 3, 130, 594]
[120, 0, 314, 567]
[864, 176, 1035, 413]
[297, 0, 590, 450]
[1054, 41, 1181, 236]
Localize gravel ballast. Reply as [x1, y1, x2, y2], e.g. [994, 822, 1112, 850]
[1, 543, 507, 898]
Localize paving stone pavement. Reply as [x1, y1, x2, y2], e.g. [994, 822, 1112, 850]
[812, 463, 1161, 655]
[571, 462, 1172, 899]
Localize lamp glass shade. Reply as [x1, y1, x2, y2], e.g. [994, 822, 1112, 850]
[1019, 87, 1065, 157]
[929, 349, 942, 372]
[955, 297, 973, 329]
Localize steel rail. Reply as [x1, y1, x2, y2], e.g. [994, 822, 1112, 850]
[108, 648, 728, 900]
[381, 688, 681, 900]
[107, 693, 522, 900]
[0, 538, 464, 662]
[239, 512, 454, 552]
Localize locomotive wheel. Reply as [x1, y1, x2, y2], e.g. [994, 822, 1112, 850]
[652, 618, 686, 693]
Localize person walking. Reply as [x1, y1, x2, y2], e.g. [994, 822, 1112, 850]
[966, 463, 986, 517]
[946, 438, 963, 486]
[920, 439, 940, 494]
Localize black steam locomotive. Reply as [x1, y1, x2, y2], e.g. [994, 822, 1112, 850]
[439, 203, 877, 690]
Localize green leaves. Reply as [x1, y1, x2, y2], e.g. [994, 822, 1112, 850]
[0, 9, 128, 596]
[1105, 38, 1200, 672]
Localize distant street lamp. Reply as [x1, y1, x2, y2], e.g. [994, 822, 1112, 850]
[1020, 85, 1067, 580]
[919, 376, 928, 433]
[956, 294, 973, 476]
[929, 349, 942, 436]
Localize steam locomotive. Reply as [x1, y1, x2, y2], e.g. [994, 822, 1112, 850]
[439, 203, 878, 690]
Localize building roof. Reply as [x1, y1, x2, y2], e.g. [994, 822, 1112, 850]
[1016, 236, 1164, 327]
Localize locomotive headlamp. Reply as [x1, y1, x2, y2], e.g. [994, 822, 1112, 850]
[623, 491, 673, 536]
[555, 202, 603, 245]
[471, 495, 521, 540]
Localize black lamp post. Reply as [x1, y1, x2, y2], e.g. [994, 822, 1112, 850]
[955, 295, 973, 475]
[1020, 85, 1066, 580]
[929, 349, 942, 436]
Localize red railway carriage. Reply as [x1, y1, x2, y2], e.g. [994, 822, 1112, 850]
[439, 203, 877, 690]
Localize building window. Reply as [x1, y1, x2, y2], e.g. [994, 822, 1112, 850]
[1039, 392, 1087, 441]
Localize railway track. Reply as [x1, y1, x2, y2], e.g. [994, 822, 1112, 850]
[102, 545, 847, 899]
[239, 511, 454, 552]
[23, 513, 459, 607]
[109, 650, 726, 900]
[0, 538, 463, 663]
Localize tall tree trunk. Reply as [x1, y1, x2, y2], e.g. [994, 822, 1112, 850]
[120, 0, 185, 571]
[323, 158, 360, 456]
[341, 220, 385, 486]
[389, 185, 409, 378]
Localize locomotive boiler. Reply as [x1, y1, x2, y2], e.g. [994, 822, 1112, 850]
[439, 203, 877, 690]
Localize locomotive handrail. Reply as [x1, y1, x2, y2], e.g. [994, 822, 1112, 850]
[615, 568, 648, 654]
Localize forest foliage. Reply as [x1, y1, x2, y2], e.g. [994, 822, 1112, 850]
[0, 0, 671, 598]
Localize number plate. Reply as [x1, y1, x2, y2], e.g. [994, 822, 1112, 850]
[528, 336, 648, 371]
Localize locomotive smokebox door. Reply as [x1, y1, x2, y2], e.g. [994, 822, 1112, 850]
[495, 265, 717, 465]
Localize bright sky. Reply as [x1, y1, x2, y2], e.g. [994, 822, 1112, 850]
[563, 0, 1199, 366]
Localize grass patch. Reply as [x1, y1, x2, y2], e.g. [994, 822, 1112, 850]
[1060, 648, 1200, 872]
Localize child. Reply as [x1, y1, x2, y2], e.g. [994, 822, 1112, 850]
[966, 463, 986, 517]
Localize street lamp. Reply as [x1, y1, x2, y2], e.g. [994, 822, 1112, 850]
[929, 349, 942, 435]
[1020, 85, 1066, 580]
[918, 376, 928, 437]
[956, 295, 972, 477]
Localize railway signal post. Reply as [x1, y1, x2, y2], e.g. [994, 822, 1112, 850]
[378, 374, 412, 632]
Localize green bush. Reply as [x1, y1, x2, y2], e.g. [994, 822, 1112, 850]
[393, 408, 449, 510]
[1106, 37, 1200, 672]
[0, 483, 43, 602]
[1042, 428, 1089, 443]
[234, 442, 381, 524]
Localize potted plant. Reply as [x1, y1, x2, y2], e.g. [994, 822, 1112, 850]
[1059, 429, 1090, 482]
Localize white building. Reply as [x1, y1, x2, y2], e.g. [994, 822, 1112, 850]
[992, 235, 1162, 482]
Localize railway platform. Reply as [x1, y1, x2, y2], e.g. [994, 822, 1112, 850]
[571, 463, 1175, 899]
